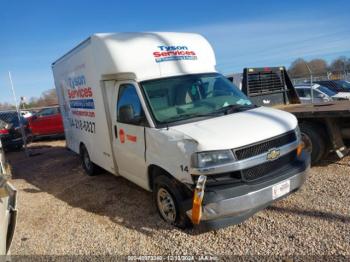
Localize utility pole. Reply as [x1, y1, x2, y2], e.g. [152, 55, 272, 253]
[304, 62, 314, 104]
[8, 71, 29, 157]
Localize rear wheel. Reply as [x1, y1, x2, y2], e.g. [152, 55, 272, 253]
[80, 144, 100, 176]
[153, 175, 191, 228]
[300, 123, 326, 164]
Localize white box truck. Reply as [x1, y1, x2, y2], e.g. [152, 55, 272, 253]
[52, 32, 310, 229]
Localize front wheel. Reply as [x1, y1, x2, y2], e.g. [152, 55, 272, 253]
[153, 175, 191, 228]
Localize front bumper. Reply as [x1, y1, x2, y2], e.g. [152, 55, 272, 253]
[1, 137, 23, 149]
[186, 151, 310, 230]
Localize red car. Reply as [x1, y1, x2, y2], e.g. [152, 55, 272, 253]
[28, 106, 64, 138]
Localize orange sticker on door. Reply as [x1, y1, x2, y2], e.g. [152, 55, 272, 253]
[126, 134, 137, 142]
[119, 128, 137, 143]
[119, 128, 125, 143]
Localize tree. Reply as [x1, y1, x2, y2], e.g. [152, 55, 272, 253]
[330, 56, 347, 74]
[346, 58, 350, 72]
[37, 89, 58, 107]
[288, 58, 309, 78]
[25, 88, 58, 108]
[308, 59, 328, 76]
[0, 103, 15, 111]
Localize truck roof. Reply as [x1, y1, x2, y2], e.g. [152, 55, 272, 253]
[52, 32, 217, 81]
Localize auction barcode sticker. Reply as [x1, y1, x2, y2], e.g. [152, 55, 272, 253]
[272, 180, 290, 200]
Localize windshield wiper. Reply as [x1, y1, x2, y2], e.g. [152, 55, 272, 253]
[212, 104, 256, 115]
[162, 104, 257, 124]
[164, 113, 210, 123]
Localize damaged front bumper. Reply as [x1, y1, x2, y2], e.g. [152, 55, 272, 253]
[186, 151, 310, 230]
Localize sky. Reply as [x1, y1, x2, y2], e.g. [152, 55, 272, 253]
[0, 0, 349, 103]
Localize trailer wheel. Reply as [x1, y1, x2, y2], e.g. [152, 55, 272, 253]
[300, 123, 326, 164]
[80, 144, 100, 176]
[153, 175, 191, 229]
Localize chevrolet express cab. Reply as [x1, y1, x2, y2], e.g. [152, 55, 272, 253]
[52, 32, 310, 229]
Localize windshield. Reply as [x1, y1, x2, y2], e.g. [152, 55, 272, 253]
[317, 86, 336, 96]
[335, 80, 350, 89]
[141, 73, 254, 125]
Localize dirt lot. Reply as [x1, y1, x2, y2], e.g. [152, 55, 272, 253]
[6, 140, 350, 256]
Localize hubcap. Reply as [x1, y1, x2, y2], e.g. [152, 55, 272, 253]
[157, 188, 176, 223]
[301, 133, 312, 153]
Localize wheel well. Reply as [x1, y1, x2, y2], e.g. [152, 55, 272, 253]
[299, 119, 332, 164]
[299, 119, 329, 146]
[148, 165, 193, 198]
[148, 165, 173, 191]
[79, 142, 85, 154]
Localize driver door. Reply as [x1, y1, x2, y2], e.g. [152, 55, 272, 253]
[110, 82, 148, 188]
[30, 107, 56, 135]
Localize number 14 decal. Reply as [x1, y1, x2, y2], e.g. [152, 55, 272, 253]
[180, 165, 189, 172]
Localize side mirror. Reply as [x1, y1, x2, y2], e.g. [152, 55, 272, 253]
[119, 104, 135, 123]
[119, 104, 145, 125]
[31, 115, 38, 121]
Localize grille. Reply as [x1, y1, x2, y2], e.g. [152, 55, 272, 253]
[234, 131, 296, 160]
[192, 171, 241, 187]
[247, 71, 286, 95]
[242, 150, 296, 181]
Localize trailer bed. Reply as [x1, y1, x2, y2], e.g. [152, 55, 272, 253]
[240, 67, 350, 163]
[275, 100, 350, 118]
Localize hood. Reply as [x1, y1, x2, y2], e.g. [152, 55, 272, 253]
[170, 106, 298, 151]
[332, 92, 350, 99]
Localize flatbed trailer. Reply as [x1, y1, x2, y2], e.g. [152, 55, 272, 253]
[241, 67, 350, 164]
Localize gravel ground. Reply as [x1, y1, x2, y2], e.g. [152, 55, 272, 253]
[5, 140, 350, 257]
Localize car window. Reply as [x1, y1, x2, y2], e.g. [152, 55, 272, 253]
[317, 86, 336, 96]
[117, 84, 144, 125]
[313, 89, 324, 99]
[336, 80, 350, 89]
[302, 88, 312, 98]
[37, 108, 57, 117]
[296, 89, 305, 97]
[0, 112, 18, 125]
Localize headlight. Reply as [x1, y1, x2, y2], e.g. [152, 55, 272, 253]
[191, 150, 235, 168]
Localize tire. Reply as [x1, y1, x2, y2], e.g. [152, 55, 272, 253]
[80, 144, 100, 176]
[300, 123, 326, 165]
[153, 175, 191, 229]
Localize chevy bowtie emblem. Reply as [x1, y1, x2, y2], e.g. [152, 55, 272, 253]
[267, 148, 280, 161]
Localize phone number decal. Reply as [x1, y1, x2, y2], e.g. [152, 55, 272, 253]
[69, 118, 96, 134]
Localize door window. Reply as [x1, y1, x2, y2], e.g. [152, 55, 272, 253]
[296, 89, 305, 97]
[313, 90, 325, 99]
[37, 107, 58, 117]
[117, 84, 145, 125]
[302, 89, 312, 98]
